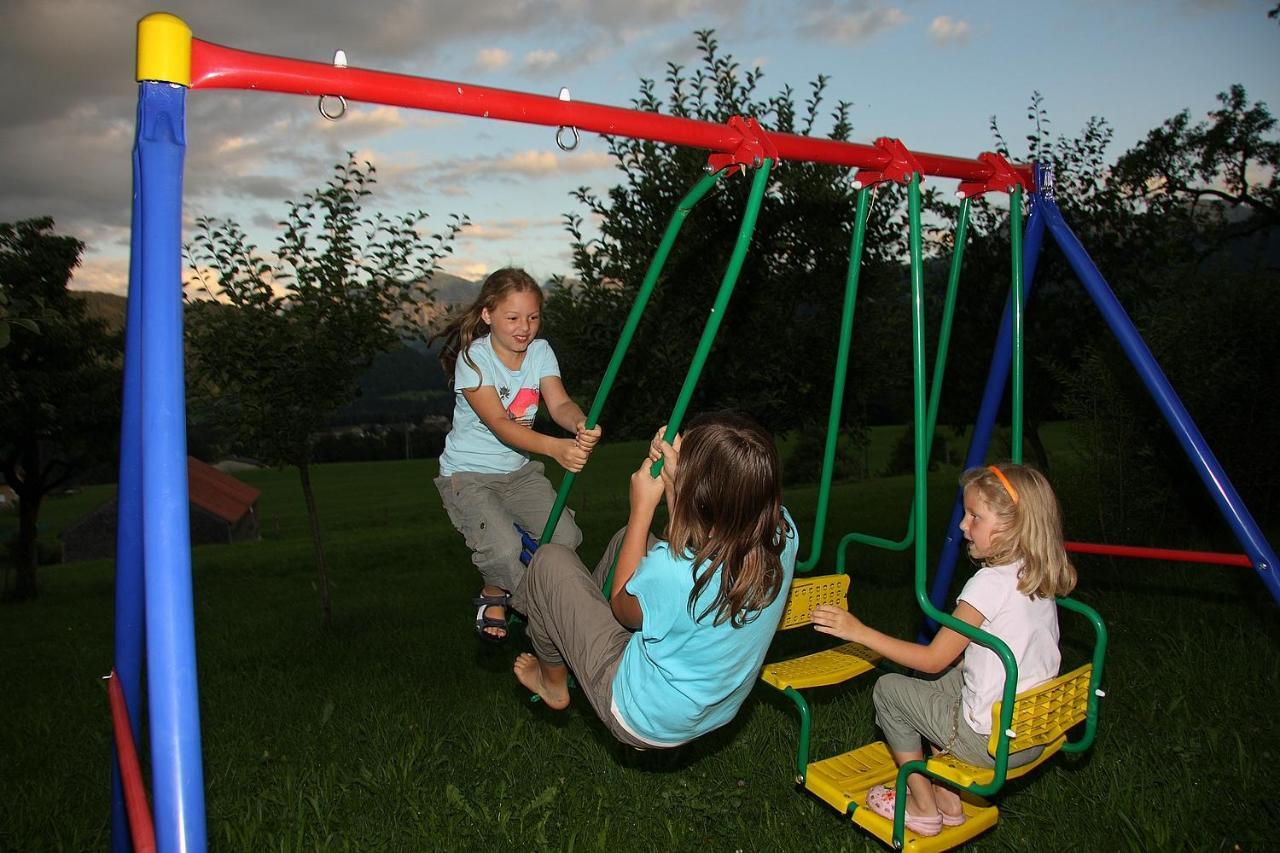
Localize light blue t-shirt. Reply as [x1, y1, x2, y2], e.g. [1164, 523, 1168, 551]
[437, 336, 561, 476]
[611, 507, 798, 746]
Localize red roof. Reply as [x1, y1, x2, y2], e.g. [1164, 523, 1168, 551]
[187, 457, 260, 523]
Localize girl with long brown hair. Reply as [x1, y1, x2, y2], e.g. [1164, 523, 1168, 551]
[511, 411, 797, 748]
[433, 268, 601, 643]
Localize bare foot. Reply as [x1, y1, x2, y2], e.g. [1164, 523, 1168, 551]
[932, 783, 965, 821]
[513, 653, 570, 709]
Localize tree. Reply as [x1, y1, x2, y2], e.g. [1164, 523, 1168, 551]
[185, 154, 467, 625]
[547, 30, 928, 443]
[0, 218, 120, 599]
[1055, 86, 1280, 535]
[0, 289, 40, 348]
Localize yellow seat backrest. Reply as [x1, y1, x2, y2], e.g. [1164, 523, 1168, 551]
[988, 663, 1093, 756]
[776, 574, 850, 631]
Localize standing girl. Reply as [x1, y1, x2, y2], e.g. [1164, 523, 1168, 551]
[434, 268, 601, 642]
[511, 412, 797, 749]
[811, 463, 1076, 836]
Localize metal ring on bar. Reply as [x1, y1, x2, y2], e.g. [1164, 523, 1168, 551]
[554, 86, 579, 151]
[319, 49, 349, 121]
[555, 124, 580, 151]
[318, 94, 347, 121]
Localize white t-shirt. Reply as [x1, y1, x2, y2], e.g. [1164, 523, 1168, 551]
[957, 560, 1060, 735]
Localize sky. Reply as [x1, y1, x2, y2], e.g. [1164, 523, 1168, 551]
[1, 0, 1277, 296]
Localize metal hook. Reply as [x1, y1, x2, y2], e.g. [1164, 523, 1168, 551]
[555, 86, 579, 151]
[318, 49, 348, 121]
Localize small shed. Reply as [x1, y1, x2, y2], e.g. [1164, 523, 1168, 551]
[61, 457, 261, 562]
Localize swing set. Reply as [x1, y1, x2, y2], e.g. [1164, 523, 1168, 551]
[114, 13, 1278, 852]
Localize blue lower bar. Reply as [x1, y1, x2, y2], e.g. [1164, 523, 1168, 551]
[1039, 196, 1280, 605]
[136, 81, 207, 852]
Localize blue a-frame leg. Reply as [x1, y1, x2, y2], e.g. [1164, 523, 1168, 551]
[115, 79, 208, 853]
[925, 175, 1279, 624]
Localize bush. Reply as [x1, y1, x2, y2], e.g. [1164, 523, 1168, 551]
[783, 425, 868, 487]
[881, 423, 954, 477]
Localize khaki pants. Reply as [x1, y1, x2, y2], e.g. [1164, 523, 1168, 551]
[511, 527, 660, 750]
[873, 667, 1043, 769]
[434, 460, 582, 593]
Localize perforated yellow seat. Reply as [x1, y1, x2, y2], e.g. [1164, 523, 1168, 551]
[804, 741, 999, 853]
[760, 572, 884, 781]
[802, 663, 1098, 850]
[927, 663, 1094, 787]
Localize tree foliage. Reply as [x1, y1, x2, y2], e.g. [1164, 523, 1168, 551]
[547, 30, 932, 442]
[185, 154, 467, 623]
[550, 29, 1279, 544]
[0, 218, 120, 599]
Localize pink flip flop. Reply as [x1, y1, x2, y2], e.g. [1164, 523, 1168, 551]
[865, 785, 944, 837]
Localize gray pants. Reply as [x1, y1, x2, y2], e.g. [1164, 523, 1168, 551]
[511, 527, 659, 750]
[873, 667, 1042, 769]
[434, 461, 582, 593]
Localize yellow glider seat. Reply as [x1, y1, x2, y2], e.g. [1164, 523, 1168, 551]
[760, 573, 881, 692]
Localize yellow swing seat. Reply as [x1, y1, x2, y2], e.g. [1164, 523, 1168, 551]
[805, 662, 1097, 851]
[760, 574, 881, 691]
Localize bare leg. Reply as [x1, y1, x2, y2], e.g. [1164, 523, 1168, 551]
[927, 746, 965, 819]
[890, 749, 939, 817]
[513, 653, 570, 710]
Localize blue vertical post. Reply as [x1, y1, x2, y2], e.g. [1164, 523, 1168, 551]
[1039, 196, 1280, 605]
[136, 80, 207, 852]
[921, 195, 1046, 635]
[111, 98, 149, 853]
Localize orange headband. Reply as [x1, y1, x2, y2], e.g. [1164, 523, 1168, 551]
[987, 465, 1019, 504]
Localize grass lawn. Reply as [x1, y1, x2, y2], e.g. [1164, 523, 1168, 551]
[1, 430, 1277, 850]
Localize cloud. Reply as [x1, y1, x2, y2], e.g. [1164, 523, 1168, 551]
[524, 49, 563, 72]
[433, 149, 615, 184]
[475, 47, 512, 72]
[928, 16, 971, 46]
[312, 104, 406, 135]
[70, 257, 130, 295]
[462, 218, 562, 241]
[797, 2, 908, 44]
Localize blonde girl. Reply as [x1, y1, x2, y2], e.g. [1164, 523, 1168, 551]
[511, 412, 797, 748]
[434, 268, 601, 642]
[811, 463, 1076, 836]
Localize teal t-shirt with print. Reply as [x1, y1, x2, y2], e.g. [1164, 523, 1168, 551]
[611, 507, 798, 745]
[438, 336, 560, 476]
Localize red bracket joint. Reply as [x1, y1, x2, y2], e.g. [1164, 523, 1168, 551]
[956, 152, 1031, 199]
[706, 116, 780, 175]
[852, 137, 923, 189]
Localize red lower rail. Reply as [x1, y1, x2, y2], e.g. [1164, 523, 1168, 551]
[108, 670, 157, 853]
[1065, 541, 1252, 567]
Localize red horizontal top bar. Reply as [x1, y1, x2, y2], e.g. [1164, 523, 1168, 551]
[188, 39, 1032, 186]
[1065, 540, 1253, 568]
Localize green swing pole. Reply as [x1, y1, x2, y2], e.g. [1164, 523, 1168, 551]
[598, 159, 773, 593]
[1010, 184, 1024, 463]
[539, 169, 727, 545]
[795, 185, 872, 574]
[832, 198, 971, 572]
[884, 175, 1020, 848]
[652, 159, 774, 465]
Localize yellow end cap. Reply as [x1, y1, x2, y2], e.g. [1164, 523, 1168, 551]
[137, 13, 192, 86]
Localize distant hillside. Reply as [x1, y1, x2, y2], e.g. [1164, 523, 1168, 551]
[72, 291, 126, 333]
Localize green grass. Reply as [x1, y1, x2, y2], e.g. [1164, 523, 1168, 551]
[1, 436, 1277, 850]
